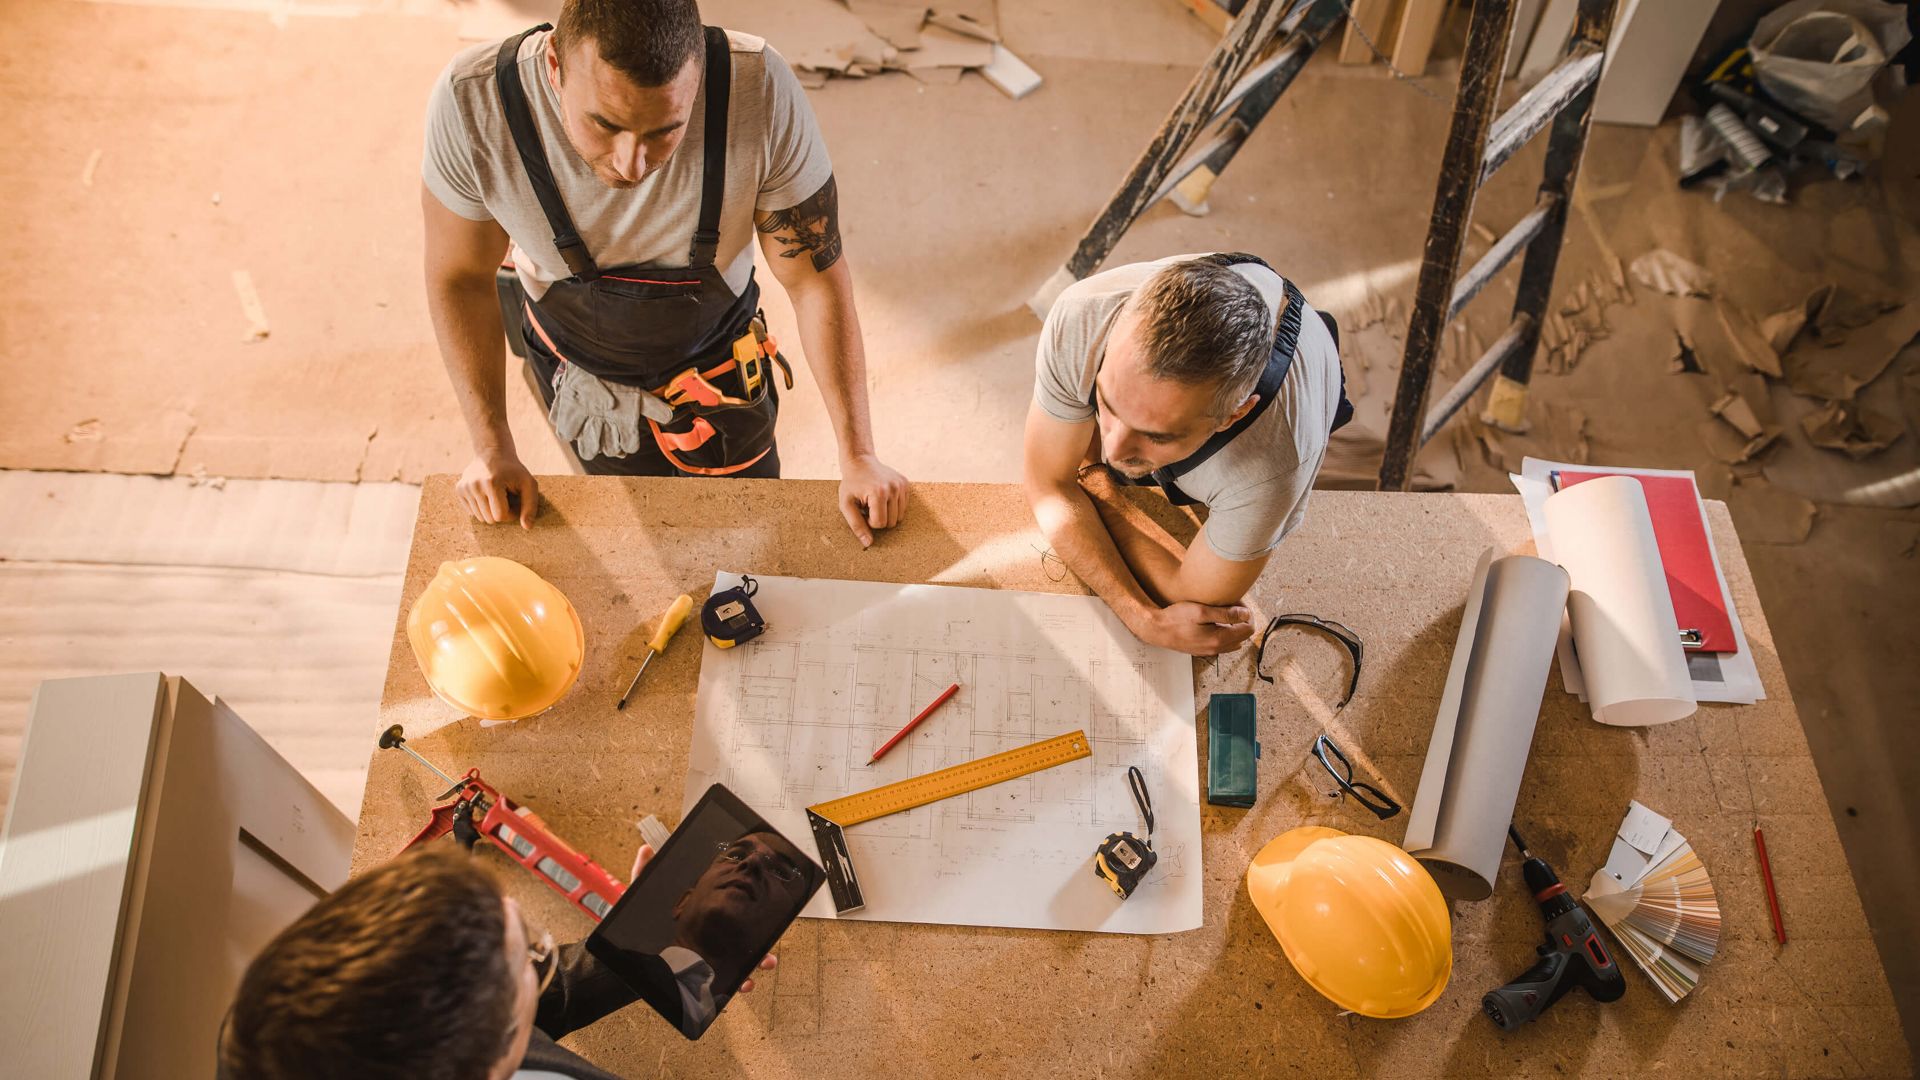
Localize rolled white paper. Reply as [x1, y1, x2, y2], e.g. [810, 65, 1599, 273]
[1543, 476, 1698, 726]
[1403, 549, 1570, 901]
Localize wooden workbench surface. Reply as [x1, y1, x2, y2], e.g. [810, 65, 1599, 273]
[352, 476, 1910, 1078]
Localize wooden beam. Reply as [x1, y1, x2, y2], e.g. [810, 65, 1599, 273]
[1339, 0, 1400, 63]
[1390, 0, 1451, 76]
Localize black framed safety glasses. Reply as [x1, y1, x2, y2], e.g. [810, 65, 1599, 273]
[1257, 614, 1364, 709]
[1311, 734, 1401, 820]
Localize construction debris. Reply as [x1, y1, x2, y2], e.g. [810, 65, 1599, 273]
[980, 43, 1043, 99]
[1784, 336, 1911, 402]
[1630, 249, 1715, 298]
[1801, 399, 1905, 459]
[1716, 301, 1784, 378]
[1668, 331, 1703, 374]
[788, 0, 1033, 93]
[1702, 368, 1782, 463]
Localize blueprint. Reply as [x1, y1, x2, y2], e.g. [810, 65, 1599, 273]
[684, 573, 1202, 934]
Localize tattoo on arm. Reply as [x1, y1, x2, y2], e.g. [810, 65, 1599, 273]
[756, 176, 843, 273]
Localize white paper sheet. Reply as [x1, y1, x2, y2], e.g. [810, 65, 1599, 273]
[685, 573, 1202, 935]
[1543, 477, 1697, 726]
[1511, 459, 1765, 707]
[1593, 799, 1687, 893]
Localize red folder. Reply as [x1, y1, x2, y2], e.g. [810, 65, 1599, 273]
[1556, 470, 1737, 654]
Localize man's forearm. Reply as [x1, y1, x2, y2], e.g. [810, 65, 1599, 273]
[1077, 469, 1190, 605]
[426, 274, 515, 456]
[787, 261, 877, 461]
[1027, 478, 1162, 633]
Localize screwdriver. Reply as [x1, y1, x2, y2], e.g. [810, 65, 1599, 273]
[616, 593, 694, 710]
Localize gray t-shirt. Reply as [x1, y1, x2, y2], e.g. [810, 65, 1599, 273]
[423, 29, 832, 301]
[1034, 254, 1341, 562]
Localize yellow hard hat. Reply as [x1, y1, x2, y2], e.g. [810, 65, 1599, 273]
[406, 557, 585, 721]
[1246, 826, 1452, 1018]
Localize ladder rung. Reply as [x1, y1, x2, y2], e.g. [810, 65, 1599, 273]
[1448, 196, 1557, 321]
[1480, 46, 1604, 183]
[1419, 314, 1537, 446]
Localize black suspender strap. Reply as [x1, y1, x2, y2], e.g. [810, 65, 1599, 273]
[1152, 277, 1305, 482]
[494, 24, 600, 281]
[689, 26, 731, 268]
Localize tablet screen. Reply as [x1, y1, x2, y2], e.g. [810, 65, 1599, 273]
[586, 785, 822, 1039]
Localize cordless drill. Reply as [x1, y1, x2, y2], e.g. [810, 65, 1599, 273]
[1482, 827, 1627, 1030]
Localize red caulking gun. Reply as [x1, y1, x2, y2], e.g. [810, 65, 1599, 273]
[380, 724, 625, 920]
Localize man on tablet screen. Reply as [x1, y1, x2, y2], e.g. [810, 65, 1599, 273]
[217, 845, 773, 1080]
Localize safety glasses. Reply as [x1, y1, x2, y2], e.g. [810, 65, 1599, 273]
[522, 917, 558, 996]
[1257, 614, 1363, 709]
[1311, 734, 1401, 820]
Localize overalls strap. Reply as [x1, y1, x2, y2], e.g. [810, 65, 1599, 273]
[495, 24, 599, 281]
[688, 26, 731, 268]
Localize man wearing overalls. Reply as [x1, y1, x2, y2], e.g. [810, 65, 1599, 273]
[422, 0, 909, 546]
[1023, 254, 1351, 656]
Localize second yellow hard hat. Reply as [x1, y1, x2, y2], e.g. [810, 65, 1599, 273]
[406, 557, 585, 721]
[1246, 826, 1453, 1019]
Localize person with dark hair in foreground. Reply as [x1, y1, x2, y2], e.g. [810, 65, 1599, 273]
[424, 0, 908, 546]
[1023, 255, 1352, 657]
[217, 845, 773, 1080]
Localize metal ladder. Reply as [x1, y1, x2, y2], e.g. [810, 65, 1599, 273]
[1376, 0, 1620, 489]
[1024, 0, 1347, 318]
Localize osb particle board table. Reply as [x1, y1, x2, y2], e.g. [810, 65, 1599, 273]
[352, 476, 1911, 1078]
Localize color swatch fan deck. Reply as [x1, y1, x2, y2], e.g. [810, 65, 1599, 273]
[1585, 801, 1721, 1003]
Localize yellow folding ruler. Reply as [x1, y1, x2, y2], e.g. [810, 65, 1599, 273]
[806, 730, 1091, 913]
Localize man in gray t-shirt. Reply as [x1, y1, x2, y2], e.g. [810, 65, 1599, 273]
[422, 0, 907, 546]
[1023, 254, 1343, 656]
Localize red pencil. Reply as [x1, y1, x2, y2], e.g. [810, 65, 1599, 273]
[1754, 824, 1787, 945]
[868, 682, 960, 764]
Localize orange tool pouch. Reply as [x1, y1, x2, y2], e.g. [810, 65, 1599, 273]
[644, 313, 794, 476]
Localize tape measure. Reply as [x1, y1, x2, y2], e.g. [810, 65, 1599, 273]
[1093, 766, 1157, 900]
[703, 575, 767, 649]
[806, 730, 1092, 913]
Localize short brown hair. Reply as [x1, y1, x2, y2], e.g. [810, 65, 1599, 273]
[220, 847, 518, 1080]
[1129, 260, 1275, 418]
[555, 0, 705, 87]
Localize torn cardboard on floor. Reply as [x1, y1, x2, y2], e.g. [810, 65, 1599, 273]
[1629, 250, 1715, 298]
[1801, 400, 1906, 459]
[801, 0, 1033, 95]
[1668, 331, 1703, 374]
[1715, 301, 1783, 378]
[1784, 337, 1910, 402]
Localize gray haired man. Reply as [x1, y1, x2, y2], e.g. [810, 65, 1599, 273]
[1022, 253, 1351, 656]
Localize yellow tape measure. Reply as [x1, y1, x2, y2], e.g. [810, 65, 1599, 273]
[808, 730, 1091, 826]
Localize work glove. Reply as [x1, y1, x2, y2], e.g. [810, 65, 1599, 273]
[548, 363, 650, 461]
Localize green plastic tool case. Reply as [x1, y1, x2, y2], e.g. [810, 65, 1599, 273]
[1206, 693, 1260, 807]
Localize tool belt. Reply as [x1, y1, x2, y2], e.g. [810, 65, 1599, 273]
[644, 314, 794, 475]
[526, 302, 794, 476]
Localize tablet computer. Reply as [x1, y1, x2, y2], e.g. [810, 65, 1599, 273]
[586, 784, 823, 1040]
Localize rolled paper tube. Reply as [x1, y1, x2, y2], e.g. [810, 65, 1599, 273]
[1544, 476, 1698, 727]
[1403, 550, 1570, 901]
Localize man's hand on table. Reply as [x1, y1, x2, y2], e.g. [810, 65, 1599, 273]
[626, 844, 778, 992]
[838, 452, 910, 548]
[1131, 601, 1255, 657]
[458, 451, 539, 529]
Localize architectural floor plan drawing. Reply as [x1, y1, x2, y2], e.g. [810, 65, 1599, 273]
[685, 573, 1202, 934]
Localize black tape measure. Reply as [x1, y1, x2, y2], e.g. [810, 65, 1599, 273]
[1093, 766, 1157, 899]
[703, 575, 767, 649]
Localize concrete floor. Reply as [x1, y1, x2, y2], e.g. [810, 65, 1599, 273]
[1, 0, 1915, 1067]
